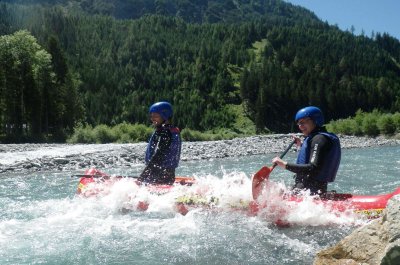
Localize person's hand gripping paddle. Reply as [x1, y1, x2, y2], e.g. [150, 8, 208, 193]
[251, 140, 296, 200]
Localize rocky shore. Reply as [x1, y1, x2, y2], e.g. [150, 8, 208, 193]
[1, 134, 400, 174]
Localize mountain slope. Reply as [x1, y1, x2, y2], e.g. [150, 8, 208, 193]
[0, 0, 399, 141]
[1, 0, 321, 24]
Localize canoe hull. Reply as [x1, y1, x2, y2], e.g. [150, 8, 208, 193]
[75, 168, 399, 224]
[249, 185, 400, 226]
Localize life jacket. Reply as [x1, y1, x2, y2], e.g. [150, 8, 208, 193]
[145, 124, 181, 168]
[296, 131, 341, 182]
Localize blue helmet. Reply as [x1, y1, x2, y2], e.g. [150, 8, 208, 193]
[295, 106, 324, 127]
[149, 101, 173, 120]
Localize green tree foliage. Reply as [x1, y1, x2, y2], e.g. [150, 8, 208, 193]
[0, 30, 83, 142]
[0, 1, 400, 142]
[1, 0, 318, 24]
[1, 4, 255, 132]
[327, 109, 400, 136]
[377, 114, 397, 135]
[242, 27, 400, 132]
[375, 33, 400, 63]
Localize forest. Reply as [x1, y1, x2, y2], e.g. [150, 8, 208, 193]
[0, 0, 399, 142]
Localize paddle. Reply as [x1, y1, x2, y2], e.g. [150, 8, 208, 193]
[251, 139, 296, 200]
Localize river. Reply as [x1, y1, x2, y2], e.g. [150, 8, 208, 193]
[0, 145, 399, 265]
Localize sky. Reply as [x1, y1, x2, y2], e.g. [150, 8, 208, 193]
[284, 0, 400, 40]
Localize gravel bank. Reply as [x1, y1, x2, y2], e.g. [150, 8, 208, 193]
[0, 134, 399, 174]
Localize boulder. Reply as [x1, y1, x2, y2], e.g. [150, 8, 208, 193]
[314, 195, 400, 265]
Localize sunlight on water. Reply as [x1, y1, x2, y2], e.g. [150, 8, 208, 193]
[0, 145, 399, 264]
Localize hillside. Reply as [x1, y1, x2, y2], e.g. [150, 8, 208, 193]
[0, 0, 400, 142]
[1, 0, 321, 24]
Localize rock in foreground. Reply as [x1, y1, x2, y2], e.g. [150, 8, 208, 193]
[314, 195, 400, 265]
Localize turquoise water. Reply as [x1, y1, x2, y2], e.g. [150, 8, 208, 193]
[0, 145, 399, 265]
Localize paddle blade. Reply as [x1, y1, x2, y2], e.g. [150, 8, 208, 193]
[251, 166, 273, 200]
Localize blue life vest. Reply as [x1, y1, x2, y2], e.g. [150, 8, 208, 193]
[296, 132, 341, 182]
[145, 125, 181, 168]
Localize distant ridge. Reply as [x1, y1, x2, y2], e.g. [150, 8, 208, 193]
[0, 0, 399, 142]
[0, 0, 321, 24]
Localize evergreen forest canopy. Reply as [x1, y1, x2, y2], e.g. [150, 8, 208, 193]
[0, 0, 400, 142]
[0, 0, 321, 23]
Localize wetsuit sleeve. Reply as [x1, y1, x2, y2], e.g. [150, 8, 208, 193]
[285, 134, 331, 175]
[142, 128, 172, 170]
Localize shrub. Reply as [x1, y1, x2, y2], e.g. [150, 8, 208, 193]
[377, 114, 396, 135]
[68, 123, 153, 143]
[181, 128, 204, 141]
[392, 113, 400, 132]
[111, 123, 152, 143]
[362, 115, 379, 136]
[132, 124, 153, 141]
[327, 110, 400, 137]
[352, 109, 365, 135]
[93, 124, 116, 143]
[111, 123, 133, 143]
[327, 118, 360, 135]
[67, 124, 94, 143]
[181, 128, 214, 141]
[211, 128, 239, 140]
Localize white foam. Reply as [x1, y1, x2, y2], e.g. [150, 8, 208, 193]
[256, 183, 366, 226]
[75, 172, 370, 227]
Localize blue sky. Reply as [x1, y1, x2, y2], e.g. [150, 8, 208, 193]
[284, 0, 400, 40]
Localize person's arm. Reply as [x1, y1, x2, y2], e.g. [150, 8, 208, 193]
[144, 128, 172, 169]
[139, 128, 172, 181]
[285, 134, 331, 174]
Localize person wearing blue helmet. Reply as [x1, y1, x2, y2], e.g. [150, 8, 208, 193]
[272, 106, 341, 195]
[138, 101, 182, 185]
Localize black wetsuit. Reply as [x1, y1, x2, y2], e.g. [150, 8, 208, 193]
[138, 124, 181, 185]
[285, 128, 334, 194]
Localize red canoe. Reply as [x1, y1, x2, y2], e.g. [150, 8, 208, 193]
[248, 180, 400, 226]
[75, 168, 400, 222]
[74, 168, 197, 213]
[76, 168, 195, 195]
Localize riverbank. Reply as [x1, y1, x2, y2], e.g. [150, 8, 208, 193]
[1, 134, 400, 174]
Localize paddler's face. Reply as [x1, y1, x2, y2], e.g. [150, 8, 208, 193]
[150, 112, 164, 126]
[297, 118, 316, 136]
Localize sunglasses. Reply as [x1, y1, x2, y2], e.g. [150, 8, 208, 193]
[297, 118, 312, 126]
